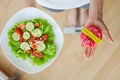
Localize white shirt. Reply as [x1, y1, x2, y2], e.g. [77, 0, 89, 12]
[36, 0, 90, 10]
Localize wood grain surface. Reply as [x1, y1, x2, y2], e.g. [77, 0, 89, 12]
[0, 0, 120, 80]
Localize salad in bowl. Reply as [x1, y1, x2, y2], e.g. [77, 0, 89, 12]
[0, 7, 63, 74]
[8, 18, 56, 66]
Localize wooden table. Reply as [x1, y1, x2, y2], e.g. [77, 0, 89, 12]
[0, 0, 120, 80]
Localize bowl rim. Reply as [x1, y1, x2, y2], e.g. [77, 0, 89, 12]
[0, 7, 64, 74]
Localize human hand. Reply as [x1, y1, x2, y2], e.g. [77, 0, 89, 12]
[82, 17, 113, 58]
[80, 8, 113, 58]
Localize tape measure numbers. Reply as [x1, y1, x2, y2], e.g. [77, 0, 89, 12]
[81, 27, 102, 44]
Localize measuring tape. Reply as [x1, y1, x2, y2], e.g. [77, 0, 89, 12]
[81, 27, 102, 45]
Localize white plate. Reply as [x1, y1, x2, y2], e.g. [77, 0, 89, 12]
[0, 7, 64, 74]
[36, 0, 90, 10]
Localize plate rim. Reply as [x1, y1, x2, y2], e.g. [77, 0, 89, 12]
[36, 0, 90, 10]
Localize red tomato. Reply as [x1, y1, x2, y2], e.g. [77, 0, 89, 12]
[32, 51, 38, 57]
[40, 34, 48, 42]
[15, 28, 23, 36]
[32, 51, 43, 58]
[30, 36, 36, 44]
[20, 37, 24, 43]
[27, 50, 33, 54]
[35, 23, 40, 27]
[38, 52, 43, 58]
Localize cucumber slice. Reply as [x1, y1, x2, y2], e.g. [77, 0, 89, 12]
[20, 42, 30, 51]
[12, 32, 20, 41]
[26, 22, 34, 31]
[37, 41, 46, 51]
[32, 28, 42, 37]
[23, 32, 30, 40]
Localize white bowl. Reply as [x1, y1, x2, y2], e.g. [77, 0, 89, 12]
[36, 0, 90, 10]
[0, 7, 64, 74]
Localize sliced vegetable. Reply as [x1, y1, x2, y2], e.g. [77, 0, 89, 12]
[27, 50, 33, 54]
[35, 22, 40, 27]
[40, 34, 48, 42]
[20, 37, 24, 43]
[38, 52, 43, 58]
[20, 42, 30, 50]
[15, 28, 22, 36]
[23, 32, 30, 40]
[33, 45, 38, 50]
[26, 22, 34, 31]
[32, 51, 43, 58]
[32, 51, 39, 57]
[37, 41, 46, 51]
[29, 36, 36, 44]
[31, 28, 42, 37]
[12, 32, 20, 41]
[18, 24, 26, 29]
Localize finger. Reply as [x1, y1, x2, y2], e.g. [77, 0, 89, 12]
[103, 29, 113, 43]
[84, 47, 92, 58]
[101, 23, 113, 43]
[90, 47, 97, 57]
[86, 48, 92, 58]
[80, 39, 84, 48]
[83, 46, 88, 58]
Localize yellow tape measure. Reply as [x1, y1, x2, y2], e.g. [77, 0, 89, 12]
[81, 27, 102, 44]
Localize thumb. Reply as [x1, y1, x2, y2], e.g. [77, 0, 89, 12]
[102, 24, 113, 43]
